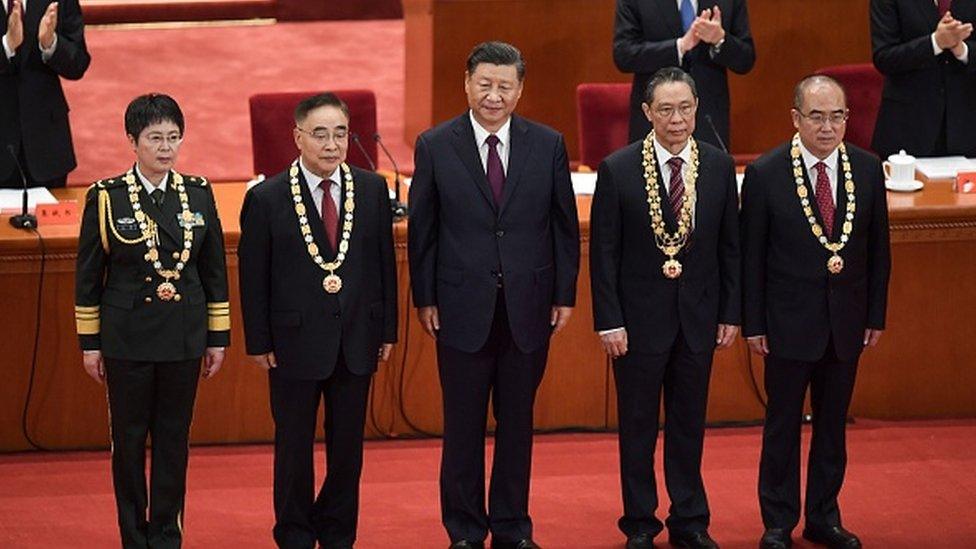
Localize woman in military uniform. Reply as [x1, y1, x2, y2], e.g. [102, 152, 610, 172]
[74, 93, 230, 548]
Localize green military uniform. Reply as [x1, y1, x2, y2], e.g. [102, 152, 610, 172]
[74, 165, 229, 549]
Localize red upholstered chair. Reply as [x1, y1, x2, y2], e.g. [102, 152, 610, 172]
[814, 64, 884, 153]
[576, 83, 632, 170]
[249, 90, 379, 177]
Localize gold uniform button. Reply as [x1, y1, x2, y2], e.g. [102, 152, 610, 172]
[145, 276, 152, 283]
[172, 251, 181, 259]
[174, 294, 182, 302]
[144, 296, 152, 303]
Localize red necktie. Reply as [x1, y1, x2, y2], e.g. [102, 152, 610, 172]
[485, 134, 505, 206]
[319, 179, 338, 251]
[666, 157, 685, 220]
[814, 162, 835, 238]
[938, 0, 952, 17]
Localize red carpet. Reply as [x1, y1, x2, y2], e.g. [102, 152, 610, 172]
[1, 421, 975, 547]
[62, 19, 410, 185]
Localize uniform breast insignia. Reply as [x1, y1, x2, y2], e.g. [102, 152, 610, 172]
[115, 217, 138, 231]
[177, 211, 206, 229]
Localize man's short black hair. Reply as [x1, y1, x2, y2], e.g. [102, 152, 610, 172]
[125, 93, 185, 138]
[466, 41, 526, 80]
[294, 92, 350, 125]
[643, 67, 698, 104]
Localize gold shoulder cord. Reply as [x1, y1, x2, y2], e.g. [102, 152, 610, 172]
[97, 185, 155, 253]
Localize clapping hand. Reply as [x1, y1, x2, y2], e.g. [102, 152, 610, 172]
[38, 2, 59, 50]
[5, 0, 24, 52]
[694, 6, 726, 45]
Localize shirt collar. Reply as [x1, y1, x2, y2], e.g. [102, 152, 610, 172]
[299, 158, 341, 192]
[653, 136, 693, 168]
[469, 110, 512, 150]
[797, 140, 839, 173]
[135, 163, 169, 194]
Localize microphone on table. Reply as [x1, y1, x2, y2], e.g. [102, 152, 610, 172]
[704, 114, 729, 155]
[350, 133, 378, 171]
[7, 145, 37, 229]
[374, 132, 408, 220]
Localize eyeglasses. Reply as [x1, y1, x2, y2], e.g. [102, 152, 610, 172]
[144, 134, 183, 148]
[653, 103, 696, 119]
[296, 127, 349, 145]
[797, 109, 849, 126]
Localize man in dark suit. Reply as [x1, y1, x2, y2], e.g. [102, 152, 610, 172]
[871, 0, 976, 158]
[741, 75, 891, 549]
[75, 93, 230, 548]
[238, 93, 398, 549]
[2, 0, 90, 188]
[590, 67, 740, 549]
[613, 0, 755, 149]
[408, 41, 580, 549]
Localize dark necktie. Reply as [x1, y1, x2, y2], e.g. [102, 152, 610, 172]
[150, 188, 164, 208]
[485, 134, 505, 206]
[938, 0, 952, 17]
[680, 0, 696, 32]
[319, 179, 339, 251]
[814, 162, 835, 238]
[666, 157, 685, 221]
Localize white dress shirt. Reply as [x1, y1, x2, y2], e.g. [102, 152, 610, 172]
[300, 158, 342, 216]
[135, 163, 169, 197]
[469, 111, 511, 175]
[797, 140, 839, 204]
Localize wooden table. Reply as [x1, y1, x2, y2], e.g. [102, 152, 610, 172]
[2, 180, 974, 451]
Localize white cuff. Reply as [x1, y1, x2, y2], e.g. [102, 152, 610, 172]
[598, 327, 625, 336]
[931, 33, 943, 56]
[676, 39, 685, 64]
[2, 34, 13, 60]
[955, 41, 969, 64]
[40, 33, 57, 61]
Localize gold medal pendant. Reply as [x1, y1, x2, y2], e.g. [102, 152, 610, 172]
[322, 273, 343, 294]
[827, 254, 844, 274]
[662, 258, 683, 279]
[156, 281, 177, 301]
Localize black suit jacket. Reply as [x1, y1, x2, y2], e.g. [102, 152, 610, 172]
[0, 0, 90, 185]
[871, 0, 976, 157]
[74, 169, 230, 361]
[408, 113, 580, 354]
[590, 139, 740, 354]
[613, 0, 755, 148]
[238, 164, 398, 379]
[740, 142, 891, 363]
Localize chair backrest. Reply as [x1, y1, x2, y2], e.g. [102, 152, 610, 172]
[249, 90, 378, 177]
[576, 83, 632, 170]
[813, 64, 884, 153]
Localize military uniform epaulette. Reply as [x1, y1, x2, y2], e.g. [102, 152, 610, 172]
[94, 177, 125, 189]
[182, 174, 209, 187]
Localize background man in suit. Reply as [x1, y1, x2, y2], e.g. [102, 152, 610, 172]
[75, 93, 229, 548]
[590, 67, 740, 549]
[408, 41, 580, 549]
[238, 93, 397, 549]
[741, 75, 891, 549]
[871, 0, 976, 158]
[613, 0, 755, 149]
[2, 0, 90, 188]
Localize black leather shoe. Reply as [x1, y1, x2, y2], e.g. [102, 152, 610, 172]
[802, 525, 861, 549]
[450, 541, 485, 549]
[491, 540, 540, 549]
[626, 532, 656, 549]
[759, 528, 792, 549]
[668, 530, 719, 549]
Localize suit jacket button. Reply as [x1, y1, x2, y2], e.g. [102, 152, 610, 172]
[333, 311, 341, 318]
[496, 229, 505, 237]
[144, 296, 152, 303]
[172, 251, 181, 259]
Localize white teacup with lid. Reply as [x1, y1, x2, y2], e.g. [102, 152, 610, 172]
[884, 150, 923, 191]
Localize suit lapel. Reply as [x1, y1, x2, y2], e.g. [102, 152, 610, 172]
[833, 153, 849, 238]
[157, 173, 184, 245]
[136, 167, 180, 245]
[450, 115, 497, 213]
[916, 0, 940, 27]
[498, 115, 533, 217]
[655, 0, 684, 37]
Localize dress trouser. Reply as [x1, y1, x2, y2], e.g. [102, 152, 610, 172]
[437, 291, 549, 544]
[613, 329, 715, 538]
[269, 352, 372, 549]
[104, 357, 201, 549]
[758, 339, 859, 531]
